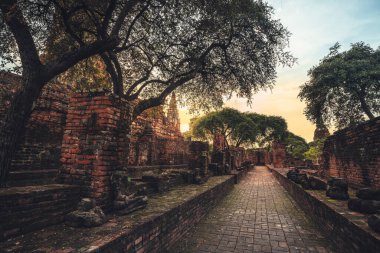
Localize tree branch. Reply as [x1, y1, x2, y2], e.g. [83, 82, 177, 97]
[101, 52, 123, 95]
[53, 2, 85, 45]
[42, 37, 119, 82]
[122, 0, 151, 48]
[128, 79, 169, 100]
[133, 73, 196, 118]
[101, 0, 117, 34]
[111, 0, 142, 37]
[108, 52, 124, 95]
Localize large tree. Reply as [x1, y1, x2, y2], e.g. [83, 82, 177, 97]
[191, 108, 259, 148]
[299, 42, 380, 129]
[245, 113, 287, 148]
[192, 109, 290, 149]
[0, 0, 293, 186]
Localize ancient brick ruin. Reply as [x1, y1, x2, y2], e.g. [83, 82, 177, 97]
[2, 72, 380, 252]
[322, 117, 380, 188]
[0, 72, 71, 186]
[272, 141, 286, 168]
[129, 93, 188, 166]
[0, 72, 189, 188]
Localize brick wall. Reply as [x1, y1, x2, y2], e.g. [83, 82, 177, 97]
[59, 93, 132, 207]
[272, 142, 286, 168]
[322, 117, 380, 188]
[272, 168, 380, 253]
[229, 147, 245, 169]
[1, 72, 188, 186]
[0, 72, 70, 186]
[0, 184, 80, 241]
[188, 141, 209, 169]
[87, 176, 235, 253]
[245, 149, 270, 165]
[128, 104, 188, 166]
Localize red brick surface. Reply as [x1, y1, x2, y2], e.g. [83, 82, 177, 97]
[322, 117, 380, 188]
[272, 142, 286, 168]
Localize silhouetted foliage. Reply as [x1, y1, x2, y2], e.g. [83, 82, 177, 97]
[284, 132, 309, 159]
[245, 113, 288, 148]
[299, 42, 380, 129]
[191, 109, 290, 149]
[191, 108, 259, 148]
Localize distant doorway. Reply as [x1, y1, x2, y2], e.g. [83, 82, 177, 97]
[256, 152, 265, 166]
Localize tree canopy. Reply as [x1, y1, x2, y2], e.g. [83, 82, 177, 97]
[298, 42, 380, 129]
[191, 108, 259, 148]
[284, 131, 309, 159]
[191, 108, 290, 149]
[1, 0, 295, 116]
[245, 113, 288, 148]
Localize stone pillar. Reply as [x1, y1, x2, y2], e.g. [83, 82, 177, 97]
[272, 142, 286, 168]
[59, 93, 132, 207]
[213, 133, 225, 151]
[189, 141, 209, 175]
[225, 150, 232, 171]
[264, 150, 270, 165]
[138, 123, 155, 165]
[201, 150, 209, 176]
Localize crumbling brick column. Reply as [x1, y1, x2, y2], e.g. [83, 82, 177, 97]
[189, 141, 209, 175]
[272, 142, 286, 168]
[59, 93, 132, 207]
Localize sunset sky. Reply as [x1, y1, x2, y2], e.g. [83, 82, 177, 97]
[179, 0, 380, 142]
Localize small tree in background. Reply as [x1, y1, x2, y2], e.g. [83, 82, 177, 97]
[284, 132, 309, 160]
[304, 138, 325, 164]
[245, 113, 288, 149]
[191, 108, 259, 148]
[191, 109, 295, 150]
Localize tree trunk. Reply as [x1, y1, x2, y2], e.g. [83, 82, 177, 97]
[358, 94, 375, 119]
[0, 77, 43, 187]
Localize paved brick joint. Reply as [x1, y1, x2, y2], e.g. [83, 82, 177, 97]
[170, 166, 335, 253]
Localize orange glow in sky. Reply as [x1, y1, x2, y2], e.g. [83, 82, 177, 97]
[179, 0, 380, 142]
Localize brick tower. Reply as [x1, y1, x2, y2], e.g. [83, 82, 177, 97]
[167, 92, 180, 131]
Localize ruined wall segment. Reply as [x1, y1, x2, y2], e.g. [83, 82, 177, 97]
[0, 72, 188, 186]
[272, 142, 286, 168]
[245, 148, 270, 165]
[0, 72, 71, 186]
[59, 93, 190, 206]
[322, 117, 380, 188]
[59, 93, 132, 206]
[128, 95, 188, 166]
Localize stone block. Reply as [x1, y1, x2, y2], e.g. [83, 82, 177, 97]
[357, 188, 380, 200]
[348, 199, 380, 214]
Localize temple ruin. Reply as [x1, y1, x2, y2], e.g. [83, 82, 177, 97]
[0, 71, 379, 253]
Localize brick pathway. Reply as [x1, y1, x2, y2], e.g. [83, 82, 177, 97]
[169, 166, 335, 253]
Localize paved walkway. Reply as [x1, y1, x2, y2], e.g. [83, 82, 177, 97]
[169, 166, 335, 253]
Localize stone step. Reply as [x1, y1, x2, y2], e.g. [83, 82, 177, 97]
[8, 169, 58, 187]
